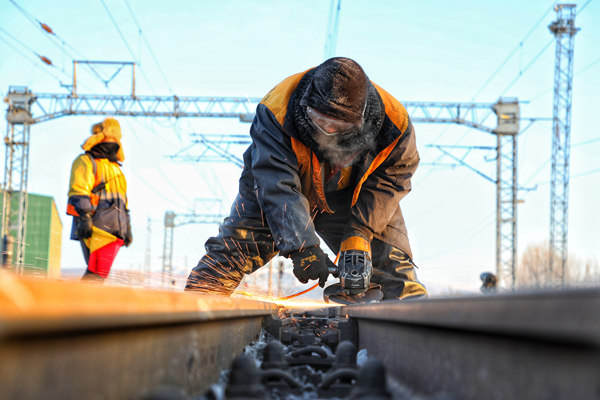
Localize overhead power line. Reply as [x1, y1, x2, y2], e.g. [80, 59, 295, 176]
[577, 0, 594, 14]
[513, 1, 596, 104]
[418, 212, 496, 261]
[8, 0, 116, 87]
[100, 0, 157, 95]
[411, 168, 481, 221]
[522, 136, 600, 187]
[8, 0, 45, 29]
[0, 26, 58, 68]
[570, 166, 600, 179]
[522, 158, 551, 187]
[526, 54, 600, 103]
[471, 1, 557, 101]
[572, 137, 600, 147]
[123, 0, 174, 94]
[0, 28, 100, 93]
[124, 119, 193, 207]
[574, 55, 600, 76]
[100, 0, 137, 61]
[0, 35, 63, 83]
[532, 164, 600, 186]
[9, 0, 78, 58]
[497, 39, 554, 98]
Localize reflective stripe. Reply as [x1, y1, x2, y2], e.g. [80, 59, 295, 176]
[66, 203, 79, 217]
[371, 82, 409, 134]
[351, 135, 402, 207]
[90, 194, 100, 207]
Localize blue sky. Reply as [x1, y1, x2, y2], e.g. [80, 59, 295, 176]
[0, 0, 599, 293]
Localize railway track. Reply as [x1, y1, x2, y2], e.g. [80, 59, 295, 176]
[0, 277, 598, 400]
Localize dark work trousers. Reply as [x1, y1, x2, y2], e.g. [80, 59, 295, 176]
[185, 193, 427, 300]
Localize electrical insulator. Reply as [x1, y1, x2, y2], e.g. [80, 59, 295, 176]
[38, 55, 53, 66]
[40, 23, 54, 34]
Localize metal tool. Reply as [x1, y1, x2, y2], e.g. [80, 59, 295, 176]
[323, 250, 384, 305]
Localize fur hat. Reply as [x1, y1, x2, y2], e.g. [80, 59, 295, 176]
[299, 57, 368, 126]
[82, 117, 125, 162]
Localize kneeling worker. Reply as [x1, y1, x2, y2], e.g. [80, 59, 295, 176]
[185, 57, 426, 300]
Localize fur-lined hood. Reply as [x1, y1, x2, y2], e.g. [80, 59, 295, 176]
[82, 117, 125, 162]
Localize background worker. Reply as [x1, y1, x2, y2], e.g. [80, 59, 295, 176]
[67, 117, 132, 282]
[186, 57, 426, 300]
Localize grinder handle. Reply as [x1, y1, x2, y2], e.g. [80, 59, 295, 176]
[329, 252, 341, 277]
[328, 266, 340, 279]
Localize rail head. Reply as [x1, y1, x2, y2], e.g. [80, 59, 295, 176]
[0, 277, 278, 338]
[341, 288, 600, 346]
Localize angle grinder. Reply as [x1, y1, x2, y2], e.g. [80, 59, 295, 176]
[323, 249, 384, 305]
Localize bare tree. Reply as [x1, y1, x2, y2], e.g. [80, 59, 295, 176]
[517, 241, 600, 289]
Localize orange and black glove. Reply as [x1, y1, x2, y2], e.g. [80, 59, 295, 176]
[289, 246, 335, 287]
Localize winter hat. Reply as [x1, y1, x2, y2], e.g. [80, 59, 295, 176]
[82, 117, 125, 162]
[300, 57, 368, 126]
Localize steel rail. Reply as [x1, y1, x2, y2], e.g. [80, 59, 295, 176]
[4, 277, 596, 400]
[0, 277, 277, 400]
[342, 288, 600, 400]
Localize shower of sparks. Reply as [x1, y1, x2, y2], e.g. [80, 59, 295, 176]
[181, 255, 337, 308]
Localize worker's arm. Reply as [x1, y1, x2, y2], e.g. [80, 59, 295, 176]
[66, 155, 95, 217]
[344, 119, 419, 241]
[250, 103, 321, 256]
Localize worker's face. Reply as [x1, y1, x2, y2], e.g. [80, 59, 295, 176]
[306, 107, 362, 136]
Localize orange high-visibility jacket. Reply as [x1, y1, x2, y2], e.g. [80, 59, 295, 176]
[238, 68, 419, 257]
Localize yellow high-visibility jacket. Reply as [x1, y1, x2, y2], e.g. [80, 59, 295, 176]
[67, 153, 129, 240]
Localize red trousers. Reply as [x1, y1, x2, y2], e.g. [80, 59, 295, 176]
[80, 238, 124, 278]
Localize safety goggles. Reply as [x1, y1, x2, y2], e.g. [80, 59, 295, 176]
[306, 107, 360, 136]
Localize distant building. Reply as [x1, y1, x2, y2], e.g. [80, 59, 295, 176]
[0, 192, 62, 278]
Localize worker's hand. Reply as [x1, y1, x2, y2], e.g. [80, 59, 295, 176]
[290, 246, 335, 288]
[76, 212, 93, 239]
[124, 223, 133, 247]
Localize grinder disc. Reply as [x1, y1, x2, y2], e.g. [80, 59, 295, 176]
[323, 283, 384, 305]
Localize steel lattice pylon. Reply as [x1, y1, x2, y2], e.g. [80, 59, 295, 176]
[2, 87, 35, 273]
[549, 4, 579, 283]
[162, 211, 176, 287]
[161, 206, 227, 285]
[494, 100, 520, 289]
[497, 134, 518, 288]
[495, 130, 518, 287]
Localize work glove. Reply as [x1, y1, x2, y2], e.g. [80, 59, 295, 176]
[289, 246, 335, 288]
[76, 212, 93, 239]
[124, 223, 133, 247]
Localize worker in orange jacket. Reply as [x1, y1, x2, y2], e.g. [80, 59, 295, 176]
[185, 58, 426, 300]
[67, 117, 132, 282]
